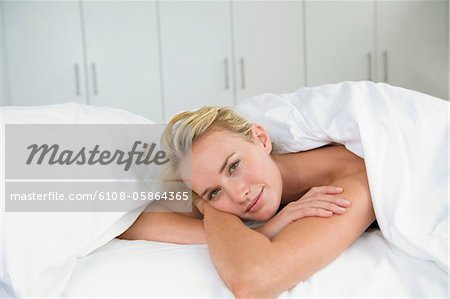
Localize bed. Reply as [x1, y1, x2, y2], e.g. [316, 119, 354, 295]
[1, 81, 448, 298]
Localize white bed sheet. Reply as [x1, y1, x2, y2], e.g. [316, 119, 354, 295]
[62, 230, 447, 298]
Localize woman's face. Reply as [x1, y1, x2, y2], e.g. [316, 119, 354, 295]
[179, 125, 283, 221]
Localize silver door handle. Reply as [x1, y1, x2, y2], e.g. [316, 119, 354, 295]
[240, 57, 246, 89]
[224, 58, 229, 90]
[74, 64, 81, 96]
[367, 52, 372, 81]
[383, 51, 388, 83]
[91, 63, 98, 95]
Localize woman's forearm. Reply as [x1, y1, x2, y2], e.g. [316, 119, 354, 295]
[203, 203, 278, 298]
[118, 211, 206, 244]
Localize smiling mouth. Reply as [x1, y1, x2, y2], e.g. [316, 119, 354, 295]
[245, 187, 264, 213]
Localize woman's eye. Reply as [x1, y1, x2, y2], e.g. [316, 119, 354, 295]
[229, 160, 240, 173]
[207, 160, 239, 201]
[208, 188, 220, 200]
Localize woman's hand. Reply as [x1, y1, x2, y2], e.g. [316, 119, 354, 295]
[256, 186, 351, 239]
[194, 197, 206, 215]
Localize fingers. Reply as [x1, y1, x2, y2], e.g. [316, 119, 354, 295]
[284, 207, 333, 221]
[305, 185, 344, 196]
[194, 198, 206, 215]
[293, 200, 347, 215]
[300, 208, 333, 218]
[283, 196, 351, 221]
[304, 200, 348, 215]
[297, 193, 351, 207]
[279, 185, 352, 222]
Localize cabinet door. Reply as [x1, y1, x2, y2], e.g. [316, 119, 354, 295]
[3, 1, 87, 105]
[82, 0, 163, 121]
[233, 1, 305, 101]
[0, 1, 6, 105]
[159, 1, 234, 120]
[377, 0, 449, 100]
[305, 0, 375, 86]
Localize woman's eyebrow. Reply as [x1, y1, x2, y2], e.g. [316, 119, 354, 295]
[200, 152, 235, 198]
[219, 152, 235, 174]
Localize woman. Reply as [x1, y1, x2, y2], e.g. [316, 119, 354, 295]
[121, 105, 375, 298]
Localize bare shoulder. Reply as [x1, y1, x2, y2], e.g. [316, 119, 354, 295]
[276, 170, 373, 242]
[296, 145, 366, 180]
[269, 170, 374, 278]
[313, 144, 364, 170]
[279, 145, 367, 199]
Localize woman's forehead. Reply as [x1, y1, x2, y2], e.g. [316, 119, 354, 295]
[192, 135, 234, 160]
[180, 128, 252, 169]
[195, 128, 249, 148]
[181, 135, 238, 176]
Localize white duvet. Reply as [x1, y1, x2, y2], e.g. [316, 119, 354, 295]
[1, 81, 448, 298]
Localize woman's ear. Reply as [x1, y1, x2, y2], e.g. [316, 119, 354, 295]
[251, 124, 272, 154]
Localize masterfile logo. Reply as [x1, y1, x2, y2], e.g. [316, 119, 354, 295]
[4, 124, 191, 212]
[25, 141, 169, 171]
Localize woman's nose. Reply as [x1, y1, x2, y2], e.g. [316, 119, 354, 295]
[228, 181, 249, 203]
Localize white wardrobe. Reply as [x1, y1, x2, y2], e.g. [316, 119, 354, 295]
[305, 0, 449, 100]
[160, 1, 305, 118]
[2, 0, 163, 121]
[0, 1, 5, 106]
[1, 0, 448, 121]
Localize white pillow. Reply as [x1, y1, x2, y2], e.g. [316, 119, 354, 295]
[62, 231, 447, 298]
[0, 102, 156, 298]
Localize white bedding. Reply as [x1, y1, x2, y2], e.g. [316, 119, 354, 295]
[62, 230, 447, 298]
[0, 103, 152, 298]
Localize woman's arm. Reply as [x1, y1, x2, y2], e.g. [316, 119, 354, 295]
[203, 171, 374, 298]
[253, 186, 350, 239]
[118, 186, 348, 244]
[118, 204, 207, 244]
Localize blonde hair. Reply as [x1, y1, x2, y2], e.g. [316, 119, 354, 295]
[160, 106, 254, 202]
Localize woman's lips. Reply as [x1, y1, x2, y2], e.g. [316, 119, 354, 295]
[246, 188, 264, 213]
